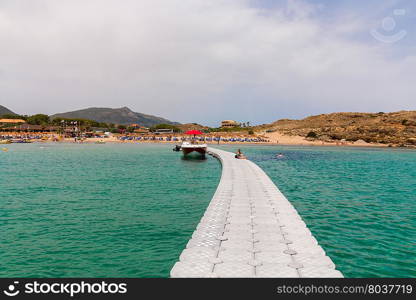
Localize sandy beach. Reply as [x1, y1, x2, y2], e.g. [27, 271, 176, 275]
[262, 131, 390, 148]
[0, 130, 395, 148]
[62, 134, 390, 147]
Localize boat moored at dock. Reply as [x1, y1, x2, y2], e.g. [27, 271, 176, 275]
[181, 141, 207, 156]
[180, 129, 207, 157]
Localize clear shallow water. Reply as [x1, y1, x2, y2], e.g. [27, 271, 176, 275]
[218, 145, 416, 278]
[1, 143, 415, 278]
[0, 143, 220, 277]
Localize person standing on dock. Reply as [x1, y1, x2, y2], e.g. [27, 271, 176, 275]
[235, 149, 247, 159]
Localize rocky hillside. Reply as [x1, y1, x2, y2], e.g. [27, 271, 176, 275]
[0, 105, 16, 116]
[257, 111, 416, 146]
[51, 107, 179, 127]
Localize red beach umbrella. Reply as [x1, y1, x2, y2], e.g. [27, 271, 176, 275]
[185, 130, 203, 135]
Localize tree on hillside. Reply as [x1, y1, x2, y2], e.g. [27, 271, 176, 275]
[27, 114, 50, 125]
[306, 131, 318, 138]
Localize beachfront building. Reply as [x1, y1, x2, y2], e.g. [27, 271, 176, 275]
[154, 128, 173, 134]
[127, 123, 150, 134]
[91, 127, 108, 133]
[0, 118, 26, 125]
[0, 124, 59, 132]
[134, 128, 149, 134]
[221, 120, 240, 128]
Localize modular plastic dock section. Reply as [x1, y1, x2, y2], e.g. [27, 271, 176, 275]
[170, 148, 343, 278]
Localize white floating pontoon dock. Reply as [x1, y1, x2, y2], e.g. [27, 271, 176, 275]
[171, 148, 343, 278]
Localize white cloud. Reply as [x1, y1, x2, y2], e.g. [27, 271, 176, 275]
[0, 0, 414, 125]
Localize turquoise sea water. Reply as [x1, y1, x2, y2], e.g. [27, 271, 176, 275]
[218, 145, 416, 278]
[0, 143, 220, 277]
[1, 143, 415, 277]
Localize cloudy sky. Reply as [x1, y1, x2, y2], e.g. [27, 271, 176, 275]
[0, 0, 415, 126]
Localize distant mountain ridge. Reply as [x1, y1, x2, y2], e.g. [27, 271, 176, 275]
[0, 105, 16, 116]
[51, 107, 180, 127]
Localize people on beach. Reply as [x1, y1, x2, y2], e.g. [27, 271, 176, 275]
[0, 132, 271, 144]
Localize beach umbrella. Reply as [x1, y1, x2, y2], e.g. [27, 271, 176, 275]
[185, 130, 203, 141]
[185, 130, 203, 135]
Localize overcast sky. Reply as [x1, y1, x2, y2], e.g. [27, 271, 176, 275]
[0, 0, 415, 126]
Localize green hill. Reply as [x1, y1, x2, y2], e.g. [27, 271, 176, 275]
[51, 107, 180, 127]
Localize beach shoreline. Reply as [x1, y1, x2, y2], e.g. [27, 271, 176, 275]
[2, 131, 413, 149]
